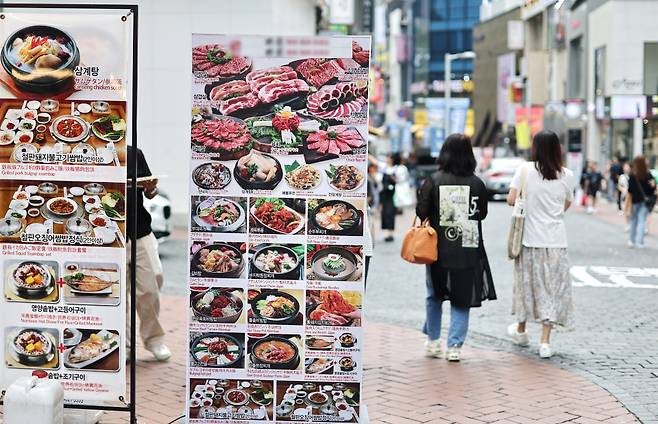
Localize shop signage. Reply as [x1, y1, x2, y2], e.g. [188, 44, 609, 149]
[610, 95, 647, 119]
[329, 0, 356, 25]
[187, 34, 369, 423]
[0, 7, 133, 405]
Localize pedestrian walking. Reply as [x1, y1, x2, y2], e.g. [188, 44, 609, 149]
[584, 161, 603, 213]
[126, 146, 171, 361]
[416, 134, 496, 362]
[618, 162, 632, 227]
[507, 131, 575, 359]
[627, 155, 657, 248]
[380, 154, 398, 242]
[609, 156, 624, 210]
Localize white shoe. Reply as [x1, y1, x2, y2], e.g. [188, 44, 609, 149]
[424, 338, 443, 358]
[627, 241, 635, 248]
[446, 345, 461, 362]
[539, 343, 552, 359]
[146, 343, 172, 361]
[507, 323, 529, 347]
[637, 244, 645, 249]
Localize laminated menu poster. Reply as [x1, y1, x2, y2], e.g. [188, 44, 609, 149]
[187, 34, 370, 423]
[0, 7, 133, 404]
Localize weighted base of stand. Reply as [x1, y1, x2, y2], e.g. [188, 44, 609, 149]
[64, 410, 104, 424]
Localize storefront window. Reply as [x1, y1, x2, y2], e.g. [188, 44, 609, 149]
[611, 119, 632, 160]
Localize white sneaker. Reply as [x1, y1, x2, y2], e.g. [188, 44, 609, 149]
[446, 345, 461, 362]
[539, 343, 552, 359]
[627, 241, 635, 248]
[507, 323, 529, 347]
[424, 338, 443, 358]
[146, 343, 172, 361]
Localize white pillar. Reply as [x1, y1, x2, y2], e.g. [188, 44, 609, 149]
[633, 117, 643, 157]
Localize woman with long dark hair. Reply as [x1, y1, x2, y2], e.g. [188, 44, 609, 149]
[416, 134, 496, 361]
[507, 131, 575, 359]
[627, 155, 656, 248]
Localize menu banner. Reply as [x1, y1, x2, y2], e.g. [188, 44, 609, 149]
[187, 35, 370, 423]
[0, 8, 133, 404]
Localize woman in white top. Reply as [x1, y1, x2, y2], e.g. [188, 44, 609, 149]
[506, 131, 575, 359]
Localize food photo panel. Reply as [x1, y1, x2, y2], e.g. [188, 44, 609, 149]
[189, 331, 245, 370]
[5, 326, 59, 370]
[0, 179, 125, 247]
[306, 244, 364, 282]
[3, 259, 59, 303]
[189, 241, 247, 280]
[275, 381, 360, 422]
[0, 98, 126, 167]
[307, 198, 364, 237]
[304, 331, 359, 353]
[61, 329, 120, 372]
[62, 261, 120, 306]
[190, 287, 246, 325]
[247, 288, 304, 327]
[247, 333, 303, 372]
[188, 378, 274, 421]
[189, 109, 368, 198]
[248, 243, 305, 281]
[249, 197, 306, 236]
[190, 195, 247, 234]
[306, 290, 362, 328]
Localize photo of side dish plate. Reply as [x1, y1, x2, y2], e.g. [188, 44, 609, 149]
[62, 330, 120, 370]
[250, 198, 304, 235]
[325, 164, 365, 192]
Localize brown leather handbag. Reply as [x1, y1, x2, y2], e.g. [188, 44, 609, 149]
[400, 217, 438, 264]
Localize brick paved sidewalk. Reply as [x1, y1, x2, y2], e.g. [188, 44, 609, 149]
[95, 296, 640, 424]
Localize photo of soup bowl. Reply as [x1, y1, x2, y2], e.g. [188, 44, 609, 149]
[250, 336, 300, 370]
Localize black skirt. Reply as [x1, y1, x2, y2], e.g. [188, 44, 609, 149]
[380, 193, 396, 230]
[427, 248, 496, 308]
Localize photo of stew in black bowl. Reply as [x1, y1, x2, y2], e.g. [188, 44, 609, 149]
[191, 243, 244, 278]
[309, 200, 361, 236]
[249, 290, 300, 325]
[189, 333, 244, 368]
[250, 336, 300, 370]
[250, 244, 302, 280]
[2, 25, 80, 93]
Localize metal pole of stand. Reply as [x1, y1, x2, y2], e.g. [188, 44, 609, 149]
[129, 5, 139, 423]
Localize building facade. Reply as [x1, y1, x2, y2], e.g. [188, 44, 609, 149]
[427, 0, 481, 82]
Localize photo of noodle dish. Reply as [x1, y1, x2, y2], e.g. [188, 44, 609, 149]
[63, 329, 120, 371]
[190, 242, 245, 279]
[192, 196, 246, 233]
[306, 245, 363, 282]
[284, 161, 321, 191]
